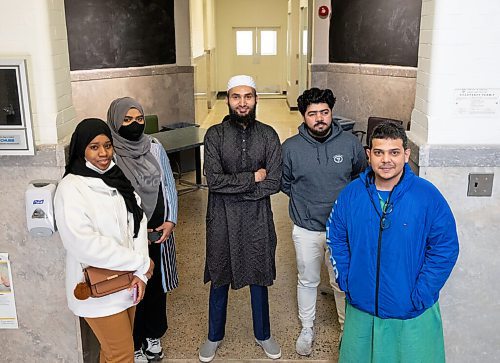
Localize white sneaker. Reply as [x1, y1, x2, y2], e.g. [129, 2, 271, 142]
[295, 327, 315, 356]
[134, 349, 149, 363]
[143, 337, 164, 360]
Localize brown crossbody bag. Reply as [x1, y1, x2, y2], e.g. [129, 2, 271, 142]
[74, 267, 133, 300]
[69, 177, 136, 300]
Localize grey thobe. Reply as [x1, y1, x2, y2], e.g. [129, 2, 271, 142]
[203, 117, 282, 289]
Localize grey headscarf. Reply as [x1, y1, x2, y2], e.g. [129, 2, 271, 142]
[107, 97, 161, 220]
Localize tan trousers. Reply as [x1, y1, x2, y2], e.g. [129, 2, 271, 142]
[85, 306, 136, 363]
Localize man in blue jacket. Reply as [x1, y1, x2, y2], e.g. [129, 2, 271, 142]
[326, 121, 459, 362]
[281, 88, 366, 355]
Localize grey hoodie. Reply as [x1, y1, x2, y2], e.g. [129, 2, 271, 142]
[281, 120, 367, 231]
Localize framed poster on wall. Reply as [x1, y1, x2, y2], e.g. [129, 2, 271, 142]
[0, 59, 35, 155]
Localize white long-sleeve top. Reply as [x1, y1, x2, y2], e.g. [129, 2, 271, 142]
[54, 174, 150, 318]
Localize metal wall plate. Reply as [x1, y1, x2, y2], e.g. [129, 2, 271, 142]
[467, 173, 494, 197]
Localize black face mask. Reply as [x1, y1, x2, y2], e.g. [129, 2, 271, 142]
[118, 122, 145, 141]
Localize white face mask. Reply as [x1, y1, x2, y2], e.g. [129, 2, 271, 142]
[85, 159, 115, 174]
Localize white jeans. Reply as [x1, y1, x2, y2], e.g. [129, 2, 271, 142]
[293, 224, 345, 329]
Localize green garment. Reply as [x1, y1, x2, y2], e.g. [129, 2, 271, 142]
[340, 302, 445, 363]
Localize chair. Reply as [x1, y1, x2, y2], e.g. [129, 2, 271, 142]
[144, 114, 159, 134]
[353, 116, 404, 147]
[143, 114, 184, 184]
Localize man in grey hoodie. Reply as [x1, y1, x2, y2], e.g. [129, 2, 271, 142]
[281, 88, 366, 356]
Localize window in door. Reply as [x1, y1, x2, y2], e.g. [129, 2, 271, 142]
[260, 30, 277, 55]
[235, 28, 279, 56]
[236, 30, 254, 55]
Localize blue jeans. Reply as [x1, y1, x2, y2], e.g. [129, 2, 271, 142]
[208, 283, 270, 341]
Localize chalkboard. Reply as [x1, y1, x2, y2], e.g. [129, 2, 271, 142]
[0, 69, 22, 125]
[329, 0, 422, 67]
[64, 0, 176, 70]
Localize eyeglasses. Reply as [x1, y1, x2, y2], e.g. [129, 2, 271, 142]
[123, 115, 145, 124]
[380, 202, 393, 230]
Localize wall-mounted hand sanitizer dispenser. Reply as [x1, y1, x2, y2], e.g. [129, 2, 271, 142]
[26, 180, 57, 237]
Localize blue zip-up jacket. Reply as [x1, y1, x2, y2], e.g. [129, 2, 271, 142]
[326, 164, 459, 319]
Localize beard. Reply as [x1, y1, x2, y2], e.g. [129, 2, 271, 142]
[306, 122, 332, 138]
[228, 103, 257, 127]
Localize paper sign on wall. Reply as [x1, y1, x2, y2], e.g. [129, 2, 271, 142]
[454, 88, 500, 117]
[0, 253, 19, 329]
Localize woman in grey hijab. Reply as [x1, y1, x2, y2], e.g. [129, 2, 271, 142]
[107, 97, 178, 362]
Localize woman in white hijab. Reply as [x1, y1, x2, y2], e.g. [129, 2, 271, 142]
[107, 97, 178, 362]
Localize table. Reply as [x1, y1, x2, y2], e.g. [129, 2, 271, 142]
[151, 126, 207, 193]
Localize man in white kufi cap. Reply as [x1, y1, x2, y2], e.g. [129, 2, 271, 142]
[199, 75, 283, 362]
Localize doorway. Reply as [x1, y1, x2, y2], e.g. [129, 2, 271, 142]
[298, 0, 312, 96]
[190, 0, 312, 104]
[232, 27, 283, 94]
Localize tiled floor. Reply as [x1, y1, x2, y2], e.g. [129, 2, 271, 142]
[162, 99, 341, 362]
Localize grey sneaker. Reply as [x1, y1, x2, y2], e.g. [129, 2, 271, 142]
[255, 336, 282, 359]
[134, 349, 149, 363]
[295, 327, 315, 356]
[198, 339, 221, 362]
